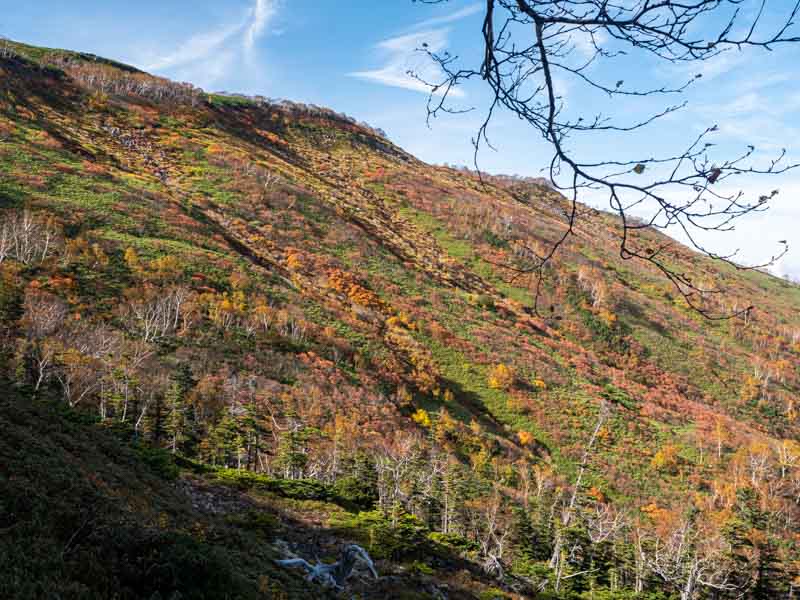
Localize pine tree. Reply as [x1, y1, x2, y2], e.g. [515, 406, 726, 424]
[274, 428, 308, 479]
[750, 537, 788, 600]
[164, 364, 194, 454]
[164, 381, 185, 453]
[511, 506, 537, 563]
[334, 450, 379, 510]
[141, 392, 164, 444]
[731, 488, 789, 598]
[441, 456, 468, 535]
[214, 414, 240, 468]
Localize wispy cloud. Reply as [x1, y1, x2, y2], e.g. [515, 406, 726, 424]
[569, 28, 607, 61]
[145, 19, 246, 72]
[409, 3, 483, 30]
[691, 77, 800, 153]
[674, 49, 750, 82]
[350, 29, 464, 96]
[351, 4, 481, 96]
[144, 0, 278, 87]
[244, 0, 278, 54]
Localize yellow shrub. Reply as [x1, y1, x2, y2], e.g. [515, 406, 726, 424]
[285, 251, 303, 271]
[651, 444, 679, 471]
[124, 247, 140, 271]
[740, 374, 760, 402]
[598, 309, 617, 327]
[517, 431, 534, 446]
[385, 315, 402, 329]
[488, 363, 515, 391]
[412, 408, 431, 428]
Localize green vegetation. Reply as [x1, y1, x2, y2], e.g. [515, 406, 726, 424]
[0, 40, 798, 599]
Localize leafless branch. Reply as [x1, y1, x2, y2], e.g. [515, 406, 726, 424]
[413, 0, 800, 318]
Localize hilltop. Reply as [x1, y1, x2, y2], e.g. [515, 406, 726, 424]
[1, 39, 800, 599]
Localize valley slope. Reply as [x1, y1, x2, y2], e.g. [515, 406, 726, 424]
[1, 39, 800, 599]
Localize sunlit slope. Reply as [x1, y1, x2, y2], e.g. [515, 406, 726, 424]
[2, 38, 800, 598]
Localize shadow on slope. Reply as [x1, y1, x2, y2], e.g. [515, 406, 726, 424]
[0, 382, 513, 600]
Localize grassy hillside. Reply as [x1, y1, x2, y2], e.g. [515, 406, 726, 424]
[1, 39, 799, 598]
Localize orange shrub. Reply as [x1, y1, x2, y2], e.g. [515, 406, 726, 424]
[517, 430, 534, 446]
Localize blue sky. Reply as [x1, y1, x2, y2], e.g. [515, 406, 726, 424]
[2, 0, 800, 279]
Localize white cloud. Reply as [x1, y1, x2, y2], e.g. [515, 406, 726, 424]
[351, 4, 482, 96]
[350, 28, 464, 96]
[736, 70, 793, 94]
[244, 0, 277, 53]
[145, 19, 246, 72]
[663, 180, 800, 277]
[171, 50, 237, 90]
[569, 28, 607, 61]
[408, 3, 483, 30]
[691, 89, 800, 154]
[143, 0, 277, 86]
[576, 174, 800, 279]
[712, 92, 761, 115]
[774, 254, 800, 281]
[689, 49, 749, 82]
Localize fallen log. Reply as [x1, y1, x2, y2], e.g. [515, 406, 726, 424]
[276, 543, 378, 589]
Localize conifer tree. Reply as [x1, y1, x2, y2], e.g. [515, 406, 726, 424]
[164, 364, 194, 453]
[165, 381, 185, 453]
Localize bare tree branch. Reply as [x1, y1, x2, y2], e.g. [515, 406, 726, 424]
[412, 0, 800, 318]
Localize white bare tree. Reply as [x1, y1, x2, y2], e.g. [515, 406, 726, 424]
[647, 518, 742, 600]
[468, 488, 511, 577]
[21, 290, 68, 391]
[375, 432, 420, 523]
[122, 286, 192, 343]
[0, 209, 61, 266]
[550, 401, 609, 591]
[55, 325, 120, 407]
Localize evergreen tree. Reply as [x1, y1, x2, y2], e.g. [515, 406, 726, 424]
[511, 506, 537, 563]
[274, 427, 309, 478]
[164, 381, 185, 453]
[750, 536, 787, 600]
[164, 364, 194, 453]
[334, 450, 379, 510]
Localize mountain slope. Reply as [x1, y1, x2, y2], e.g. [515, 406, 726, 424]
[1, 39, 799, 598]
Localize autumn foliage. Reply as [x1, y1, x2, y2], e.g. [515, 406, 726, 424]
[0, 40, 799, 599]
